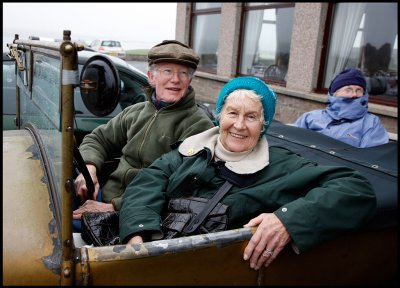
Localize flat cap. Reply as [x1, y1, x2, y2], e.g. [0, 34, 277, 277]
[148, 40, 200, 69]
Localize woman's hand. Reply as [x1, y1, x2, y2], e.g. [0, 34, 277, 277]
[74, 164, 100, 202]
[243, 213, 291, 270]
[127, 235, 144, 245]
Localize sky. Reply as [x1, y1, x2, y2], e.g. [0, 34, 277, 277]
[3, 2, 177, 51]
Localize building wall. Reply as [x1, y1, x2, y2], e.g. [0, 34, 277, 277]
[286, 3, 327, 92]
[175, 3, 398, 135]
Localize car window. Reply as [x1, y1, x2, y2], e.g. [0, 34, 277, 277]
[101, 41, 121, 47]
[119, 72, 147, 110]
[90, 40, 100, 47]
[3, 58, 16, 114]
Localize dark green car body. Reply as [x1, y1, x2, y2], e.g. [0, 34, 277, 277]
[3, 52, 17, 130]
[3, 50, 148, 145]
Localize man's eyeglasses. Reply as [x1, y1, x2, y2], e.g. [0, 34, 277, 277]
[158, 68, 191, 80]
[335, 86, 364, 97]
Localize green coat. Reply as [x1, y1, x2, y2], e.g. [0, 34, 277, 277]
[79, 87, 214, 210]
[120, 141, 376, 252]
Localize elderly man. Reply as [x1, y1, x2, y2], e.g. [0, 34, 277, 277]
[73, 40, 214, 230]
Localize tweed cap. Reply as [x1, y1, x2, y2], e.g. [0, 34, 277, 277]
[147, 40, 200, 69]
[328, 68, 366, 94]
[215, 76, 277, 134]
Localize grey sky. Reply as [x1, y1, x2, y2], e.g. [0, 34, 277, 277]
[3, 2, 177, 51]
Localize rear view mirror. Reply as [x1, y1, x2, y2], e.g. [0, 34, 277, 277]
[80, 55, 120, 116]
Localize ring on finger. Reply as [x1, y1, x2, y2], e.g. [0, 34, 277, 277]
[263, 248, 274, 257]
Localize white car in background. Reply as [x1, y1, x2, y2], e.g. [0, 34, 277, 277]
[90, 39, 126, 60]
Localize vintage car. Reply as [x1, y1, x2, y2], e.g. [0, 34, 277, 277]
[3, 31, 397, 286]
[2, 47, 148, 144]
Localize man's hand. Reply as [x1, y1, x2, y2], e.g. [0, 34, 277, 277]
[74, 164, 100, 203]
[243, 213, 291, 270]
[73, 200, 115, 219]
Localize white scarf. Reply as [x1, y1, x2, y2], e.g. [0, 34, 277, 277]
[179, 127, 269, 174]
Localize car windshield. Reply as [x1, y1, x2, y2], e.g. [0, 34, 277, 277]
[101, 41, 121, 47]
[3, 55, 16, 115]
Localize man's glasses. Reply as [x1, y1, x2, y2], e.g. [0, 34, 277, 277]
[158, 68, 191, 80]
[335, 86, 364, 97]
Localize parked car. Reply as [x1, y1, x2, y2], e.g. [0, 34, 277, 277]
[89, 39, 126, 60]
[3, 31, 397, 286]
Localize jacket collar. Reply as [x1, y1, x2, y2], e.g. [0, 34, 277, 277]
[179, 127, 270, 174]
[144, 86, 195, 111]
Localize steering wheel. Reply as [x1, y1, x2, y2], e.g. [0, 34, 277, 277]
[73, 144, 95, 200]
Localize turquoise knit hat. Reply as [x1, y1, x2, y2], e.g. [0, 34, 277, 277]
[215, 76, 277, 134]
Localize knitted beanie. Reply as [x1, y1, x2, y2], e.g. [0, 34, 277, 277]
[215, 76, 277, 134]
[328, 68, 366, 94]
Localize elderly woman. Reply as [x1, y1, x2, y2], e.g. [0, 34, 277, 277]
[119, 76, 376, 270]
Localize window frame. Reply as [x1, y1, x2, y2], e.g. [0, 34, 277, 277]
[318, 3, 397, 107]
[190, 3, 222, 74]
[238, 2, 295, 87]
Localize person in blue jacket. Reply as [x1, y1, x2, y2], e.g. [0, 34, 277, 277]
[293, 68, 389, 147]
[119, 76, 376, 271]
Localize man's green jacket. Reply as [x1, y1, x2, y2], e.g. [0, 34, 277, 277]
[79, 87, 214, 210]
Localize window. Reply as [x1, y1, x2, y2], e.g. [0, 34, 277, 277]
[101, 41, 122, 48]
[191, 3, 221, 73]
[3, 55, 16, 115]
[324, 3, 397, 106]
[240, 3, 295, 85]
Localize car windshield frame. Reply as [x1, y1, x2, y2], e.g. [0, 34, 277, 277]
[9, 34, 79, 284]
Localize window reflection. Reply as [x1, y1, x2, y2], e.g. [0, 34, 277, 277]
[191, 4, 221, 73]
[3, 58, 17, 115]
[192, 14, 220, 71]
[325, 3, 397, 99]
[194, 3, 221, 9]
[240, 4, 294, 84]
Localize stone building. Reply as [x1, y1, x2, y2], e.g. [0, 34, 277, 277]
[175, 3, 398, 136]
